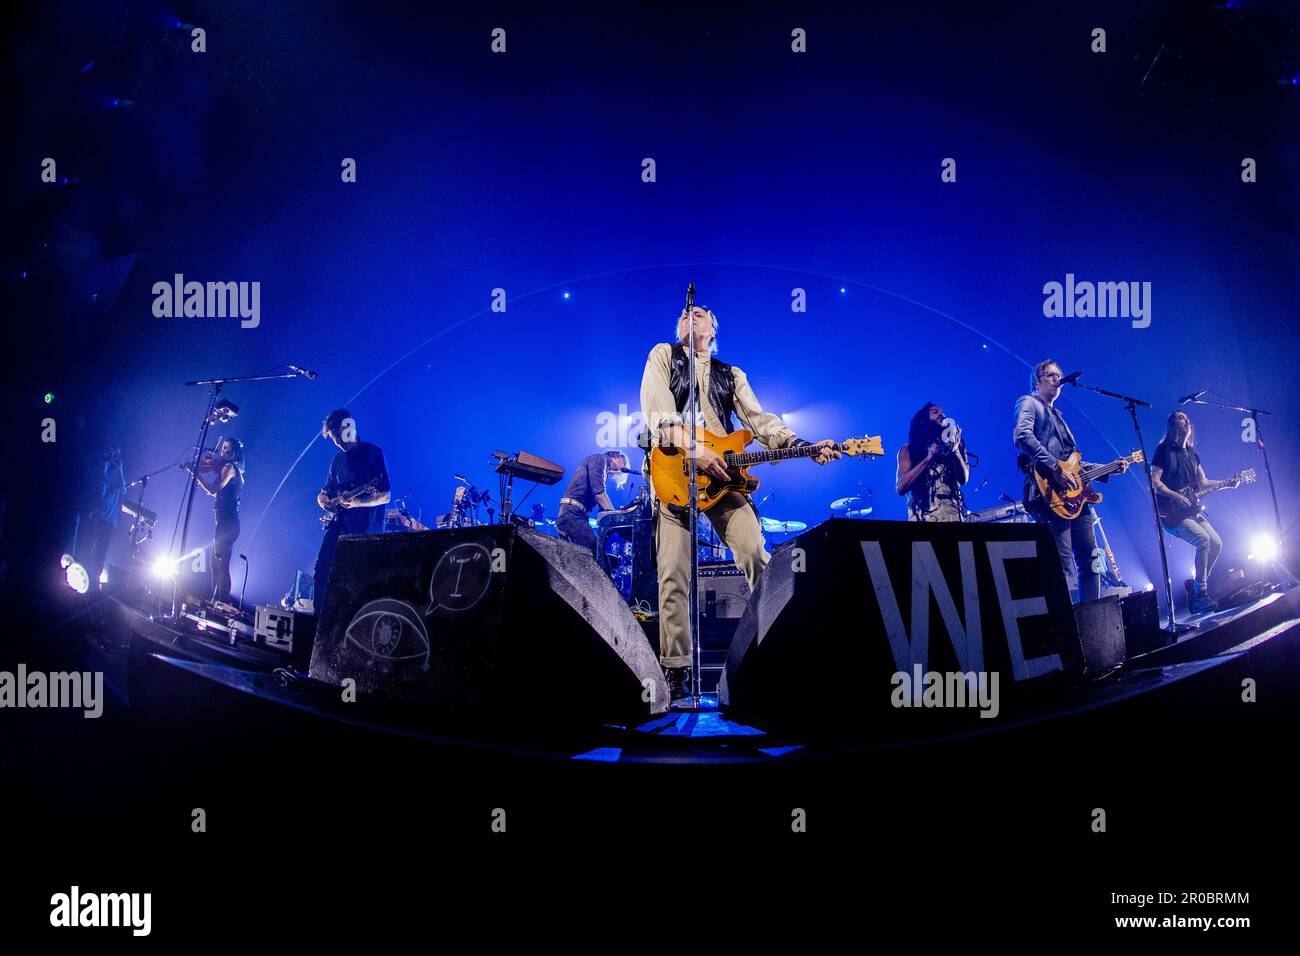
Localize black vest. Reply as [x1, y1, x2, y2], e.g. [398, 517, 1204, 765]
[668, 345, 738, 433]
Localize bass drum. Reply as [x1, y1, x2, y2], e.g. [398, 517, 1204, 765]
[595, 494, 657, 608]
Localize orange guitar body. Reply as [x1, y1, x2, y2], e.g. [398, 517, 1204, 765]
[649, 428, 759, 513]
[1032, 449, 1144, 520]
[648, 427, 884, 514]
[1032, 452, 1100, 520]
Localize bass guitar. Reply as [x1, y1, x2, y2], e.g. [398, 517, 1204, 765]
[1157, 468, 1255, 526]
[649, 428, 883, 514]
[1031, 450, 1144, 520]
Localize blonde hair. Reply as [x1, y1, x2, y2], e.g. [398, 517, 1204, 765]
[675, 307, 719, 356]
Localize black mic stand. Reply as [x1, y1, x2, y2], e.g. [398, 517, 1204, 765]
[683, 282, 704, 707]
[1069, 380, 1191, 635]
[167, 367, 304, 617]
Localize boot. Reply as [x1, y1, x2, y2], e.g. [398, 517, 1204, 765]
[664, 665, 692, 704]
[1190, 582, 1218, 615]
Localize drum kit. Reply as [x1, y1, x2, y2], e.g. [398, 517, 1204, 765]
[828, 495, 874, 519]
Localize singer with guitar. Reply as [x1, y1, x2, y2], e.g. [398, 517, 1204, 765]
[313, 408, 391, 611]
[1151, 409, 1252, 614]
[1014, 359, 1131, 603]
[640, 305, 844, 701]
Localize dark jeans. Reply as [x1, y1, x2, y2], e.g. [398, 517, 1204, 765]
[212, 518, 240, 604]
[84, 518, 116, 591]
[313, 523, 343, 613]
[1041, 505, 1101, 604]
[557, 508, 597, 555]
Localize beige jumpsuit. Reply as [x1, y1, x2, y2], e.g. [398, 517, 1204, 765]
[639, 343, 799, 668]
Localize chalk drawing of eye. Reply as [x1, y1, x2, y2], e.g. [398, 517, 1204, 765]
[344, 598, 430, 667]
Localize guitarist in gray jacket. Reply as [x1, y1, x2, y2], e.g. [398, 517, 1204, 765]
[1013, 359, 1128, 603]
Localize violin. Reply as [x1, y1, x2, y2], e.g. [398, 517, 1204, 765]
[181, 448, 226, 477]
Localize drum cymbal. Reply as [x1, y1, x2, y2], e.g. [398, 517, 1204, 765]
[761, 517, 807, 533]
[830, 496, 865, 512]
[844, 507, 873, 518]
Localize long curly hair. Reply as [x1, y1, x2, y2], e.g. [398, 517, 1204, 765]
[907, 402, 942, 466]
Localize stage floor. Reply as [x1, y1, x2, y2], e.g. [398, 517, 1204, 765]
[49, 582, 1300, 765]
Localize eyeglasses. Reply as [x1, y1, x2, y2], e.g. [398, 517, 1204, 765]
[1041, 371, 1063, 381]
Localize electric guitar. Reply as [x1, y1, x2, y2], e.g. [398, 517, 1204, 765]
[321, 478, 383, 529]
[1031, 450, 1144, 520]
[649, 428, 884, 514]
[1157, 468, 1255, 526]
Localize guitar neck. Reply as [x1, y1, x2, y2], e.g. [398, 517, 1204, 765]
[727, 442, 838, 467]
[1080, 457, 1133, 483]
[1198, 477, 1237, 498]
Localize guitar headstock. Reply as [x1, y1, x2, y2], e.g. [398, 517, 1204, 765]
[1238, 468, 1257, 485]
[1129, 449, 1145, 464]
[842, 435, 885, 459]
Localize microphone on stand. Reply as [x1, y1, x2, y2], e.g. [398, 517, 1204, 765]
[288, 365, 318, 380]
[1177, 389, 1206, 404]
[1060, 371, 1084, 386]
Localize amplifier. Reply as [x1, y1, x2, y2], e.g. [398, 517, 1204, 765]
[700, 564, 750, 619]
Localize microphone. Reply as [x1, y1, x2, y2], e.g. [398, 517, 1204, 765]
[288, 365, 318, 380]
[1178, 389, 1206, 404]
[1060, 371, 1083, 386]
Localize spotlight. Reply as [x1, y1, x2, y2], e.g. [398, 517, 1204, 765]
[64, 561, 90, 594]
[99, 568, 109, 585]
[562, 291, 571, 300]
[59, 553, 74, 569]
[1145, 582, 1155, 592]
[839, 287, 846, 295]
[152, 555, 179, 579]
[205, 399, 239, 425]
[1248, 534, 1279, 563]
[43, 392, 54, 404]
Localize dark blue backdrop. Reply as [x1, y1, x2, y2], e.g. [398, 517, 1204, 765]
[7, 1, 1298, 608]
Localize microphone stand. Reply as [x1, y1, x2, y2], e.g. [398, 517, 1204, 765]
[125, 458, 181, 562]
[167, 367, 304, 617]
[1068, 380, 1190, 635]
[1184, 393, 1292, 585]
[684, 283, 703, 707]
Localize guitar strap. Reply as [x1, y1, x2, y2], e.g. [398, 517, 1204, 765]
[1041, 398, 1077, 455]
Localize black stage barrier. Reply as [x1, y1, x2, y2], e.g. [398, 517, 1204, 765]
[309, 525, 668, 721]
[720, 518, 1081, 733]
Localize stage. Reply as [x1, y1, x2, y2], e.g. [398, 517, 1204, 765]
[50, 573, 1300, 765]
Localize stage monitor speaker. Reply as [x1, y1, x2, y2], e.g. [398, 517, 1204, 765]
[1072, 594, 1126, 676]
[719, 518, 1080, 735]
[1119, 588, 1168, 657]
[309, 525, 667, 723]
